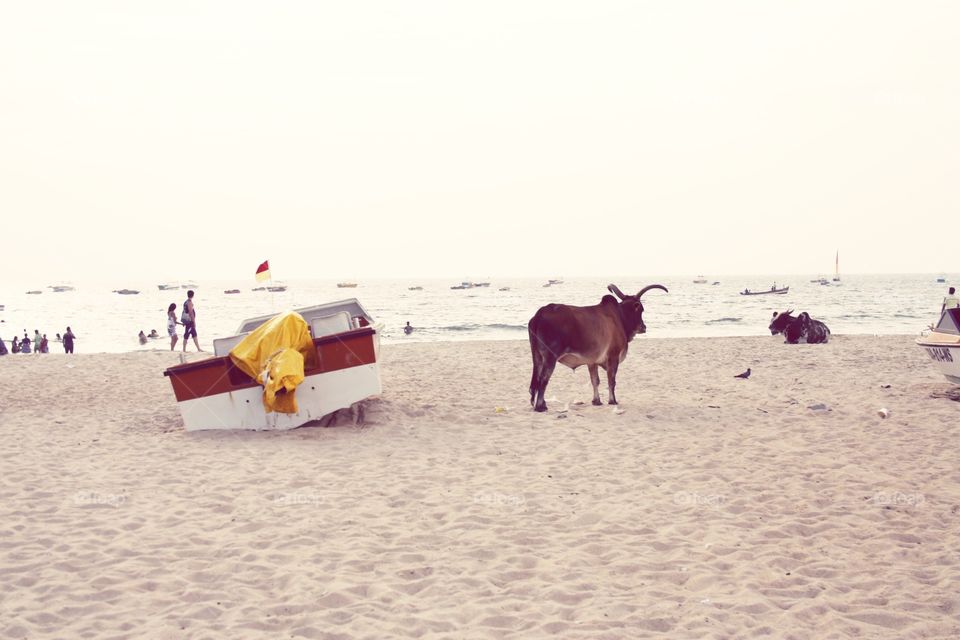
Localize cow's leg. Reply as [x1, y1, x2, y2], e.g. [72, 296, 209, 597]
[588, 365, 602, 405]
[534, 354, 557, 412]
[528, 337, 543, 407]
[605, 357, 620, 405]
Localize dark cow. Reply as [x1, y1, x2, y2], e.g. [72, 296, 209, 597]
[769, 310, 831, 344]
[527, 283, 668, 412]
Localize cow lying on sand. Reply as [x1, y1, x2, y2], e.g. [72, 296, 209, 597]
[527, 283, 668, 412]
[769, 310, 831, 344]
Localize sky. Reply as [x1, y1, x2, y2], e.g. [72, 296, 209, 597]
[1, 1, 957, 282]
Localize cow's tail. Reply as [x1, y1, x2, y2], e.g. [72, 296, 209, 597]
[528, 314, 543, 406]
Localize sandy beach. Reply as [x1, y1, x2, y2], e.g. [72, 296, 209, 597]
[2, 335, 959, 639]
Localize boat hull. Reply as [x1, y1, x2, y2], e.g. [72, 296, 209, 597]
[164, 328, 381, 431]
[917, 338, 960, 384]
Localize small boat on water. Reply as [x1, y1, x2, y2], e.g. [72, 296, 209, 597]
[337, 282, 358, 288]
[474, 282, 491, 288]
[267, 285, 287, 292]
[114, 289, 140, 295]
[693, 276, 708, 284]
[224, 289, 241, 294]
[451, 281, 475, 290]
[918, 308, 960, 383]
[158, 283, 178, 290]
[740, 285, 789, 296]
[48, 285, 75, 292]
[408, 286, 423, 291]
[163, 299, 382, 431]
[252, 286, 267, 291]
[499, 287, 511, 291]
[937, 277, 947, 283]
[182, 283, 198, 289]
[26, 290, 42, 295]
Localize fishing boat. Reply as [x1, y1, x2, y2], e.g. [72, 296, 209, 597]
[937, 277, 947, 283]
[451, 282, 475, 290]
[224, 289, 241, 294]
[266, 285, 287, 292]
[692, 276, 708, 284]
[158, 283, 178, 290]
[408, 286, 423, 291]
[499, 287, 511, 291]
[26, 290, 42, 295]
[114, 289, 140, 295]
[181, 283, 198, 289]
[833, 251, 841, 282]
[48, 285, 75, 292]
[163, 299, 382, 431]
[337, 282, 358, 288]
[474, 282, 491, 287]
[917, 308, 960, 383]
[548, 279, 564, 285]
[740, 285, 789, 296]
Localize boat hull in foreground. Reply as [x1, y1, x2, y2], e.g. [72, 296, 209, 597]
[918, 309, 960, 383]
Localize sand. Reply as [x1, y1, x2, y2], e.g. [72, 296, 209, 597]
[1, 335, 959, 639]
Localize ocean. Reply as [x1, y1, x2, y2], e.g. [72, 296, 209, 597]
[0, 274, 952, 354]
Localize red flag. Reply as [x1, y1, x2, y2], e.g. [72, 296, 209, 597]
[255, 260, 271, 282]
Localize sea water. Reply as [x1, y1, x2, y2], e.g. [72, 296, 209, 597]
[0, 274, 952, 354]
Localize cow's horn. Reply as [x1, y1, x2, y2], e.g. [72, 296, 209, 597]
[772, 311, 778, 317]
[637, 284, 668, 298]
[607, 284, 627, 300]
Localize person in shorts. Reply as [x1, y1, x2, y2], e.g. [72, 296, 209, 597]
[181, 290, 202, 352]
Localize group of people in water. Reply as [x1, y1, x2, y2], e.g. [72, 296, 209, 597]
[0, 327, 75, 355]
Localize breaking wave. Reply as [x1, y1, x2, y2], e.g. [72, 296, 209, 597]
[704, 317, 743, 325]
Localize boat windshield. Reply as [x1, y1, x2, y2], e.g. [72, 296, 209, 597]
[935, 308, 960, 335]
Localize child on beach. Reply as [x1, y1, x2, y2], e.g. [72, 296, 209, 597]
[0, 337, 7, 355]
[167, 303, 181, 351]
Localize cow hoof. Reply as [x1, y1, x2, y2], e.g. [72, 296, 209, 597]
[608, 400, 618, 405]
[592, 399, 602, 406]
[534, 405, 547, 413]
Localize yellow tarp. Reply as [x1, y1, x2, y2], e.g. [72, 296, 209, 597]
[229, 311, 316, 414]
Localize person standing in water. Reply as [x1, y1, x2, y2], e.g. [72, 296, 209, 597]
[404, 321, 414, 335]
[167, 303, 181, 351]
[63, 327, 76, 354]
[33, 330, 41, 354]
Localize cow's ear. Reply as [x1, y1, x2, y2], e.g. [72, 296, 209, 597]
[772, 311, 778, 318]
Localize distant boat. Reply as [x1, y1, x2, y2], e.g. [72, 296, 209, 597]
[266, 285, 287, 292]
[451, 281, 475, 290]
[337, 282, 358, 288]
[692, 276, 708, 284]
[182, 283, 198, 289]
[407, 286, 423, 291]
[224, 289, 241, 294]
[712, 281, 720, 286]
[548, 279, 564, 285]
[499, 287, 511, 291]
[48, 285, 75, 292]
[936, 277, 946, 283]
[114, 289, 140, 295]
[252, 286, 267, 291]
[740, 285, 789, 296]
[158, 283, 178, 290]
[833, 251, 840, 282]
[26, 290, 42, 295]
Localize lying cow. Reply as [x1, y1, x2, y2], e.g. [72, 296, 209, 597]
[769, 310, 831, 344]
[527, 283, 668, 412]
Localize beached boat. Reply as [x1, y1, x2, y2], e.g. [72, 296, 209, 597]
[740, 286, 789, 296]
[917, 309, 960, 383]
[114, 289, 140, 295]
[163, 299, 382, 431]
[337, 282, 358, 288]
[224, 289, 241, 294]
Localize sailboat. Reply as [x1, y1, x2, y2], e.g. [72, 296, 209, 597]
[832, 251, 841, 282]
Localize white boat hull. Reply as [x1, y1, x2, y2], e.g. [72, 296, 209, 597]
[918, 341, 960, 383]
[176, 364, 381, 431]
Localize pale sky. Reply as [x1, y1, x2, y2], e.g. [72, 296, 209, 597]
[1, 1, 957, 281]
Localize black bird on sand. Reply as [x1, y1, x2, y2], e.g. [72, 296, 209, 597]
[734, 368, 751, 379]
